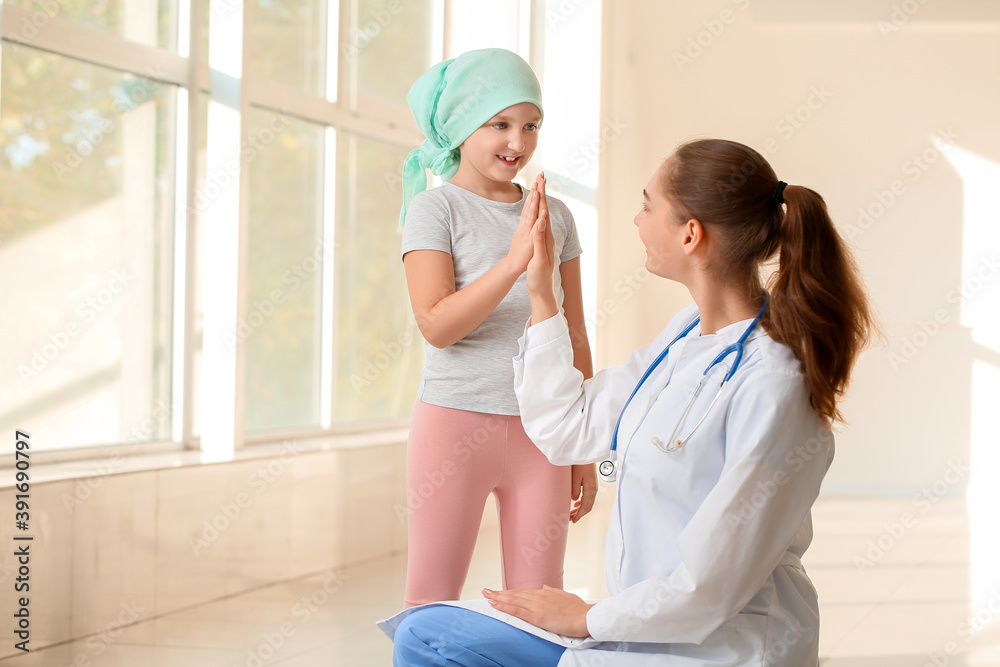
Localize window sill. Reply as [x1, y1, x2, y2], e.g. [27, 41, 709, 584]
[0, 427, 410, 488]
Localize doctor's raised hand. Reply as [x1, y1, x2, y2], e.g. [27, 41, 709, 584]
[524, 173, 598, 524]
[526, 173, 559, 325]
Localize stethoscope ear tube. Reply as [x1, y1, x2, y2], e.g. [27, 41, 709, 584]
[657, 377, 730, 452]
[603, 316, 703, 482]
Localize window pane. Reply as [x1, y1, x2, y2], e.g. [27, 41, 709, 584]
[247, 0, 326, 95]
[244, 109, 324, 433]
[448, 0, 519, 57]
[0, 43, 176, 451]
[354, 0, 432, 105]
[335, 132, 421, 423]
[541, 0, 601, 191]
[3, 0, 179, 51]
[540, 0, 601, 348]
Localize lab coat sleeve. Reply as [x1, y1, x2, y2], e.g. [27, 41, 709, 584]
[512, 313, 664, 466]
[585, 368, 834, 644]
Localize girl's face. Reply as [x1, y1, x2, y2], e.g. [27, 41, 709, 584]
[456, 102, 541, 187]
[634, 161, 692, 280]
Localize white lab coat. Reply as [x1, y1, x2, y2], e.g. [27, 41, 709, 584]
[380, 304, 833, 666]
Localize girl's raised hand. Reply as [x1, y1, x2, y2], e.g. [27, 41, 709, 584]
[506, 175, 544, 274]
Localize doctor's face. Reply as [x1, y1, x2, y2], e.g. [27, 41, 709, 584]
[634, 162, 689, 280]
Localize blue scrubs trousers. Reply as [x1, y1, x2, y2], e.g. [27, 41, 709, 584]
[393, 606, 566, 666]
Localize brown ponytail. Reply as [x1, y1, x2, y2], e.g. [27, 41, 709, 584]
[662, 139, 875, 426]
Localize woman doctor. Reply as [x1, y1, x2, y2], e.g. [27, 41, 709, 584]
[389, 138, 875, 666]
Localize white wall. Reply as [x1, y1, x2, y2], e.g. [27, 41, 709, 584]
[597, 0, 1000, 495]
[0, 440, 408, 658]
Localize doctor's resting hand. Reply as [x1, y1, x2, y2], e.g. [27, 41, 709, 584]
[482, 585, 594, 638]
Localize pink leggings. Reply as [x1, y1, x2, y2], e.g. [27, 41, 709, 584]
[404, 400, 571, 608]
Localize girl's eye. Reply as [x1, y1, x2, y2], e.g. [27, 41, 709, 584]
[640, 202, 648, 211]
[524, 124, 538, 132]
[492, 122, 508, 130]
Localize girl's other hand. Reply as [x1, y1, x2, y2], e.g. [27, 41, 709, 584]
[569, 464, 598, 523]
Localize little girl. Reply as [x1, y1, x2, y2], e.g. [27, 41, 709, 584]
[398, 48, 596, 608]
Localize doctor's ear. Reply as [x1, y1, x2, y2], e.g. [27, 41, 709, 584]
[682, 218, 704, 255]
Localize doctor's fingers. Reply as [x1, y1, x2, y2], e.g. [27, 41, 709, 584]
[484, 597, 545, 627]
[483, 587, 548, 607]
[532, 209, 555, 265]
[483, 591, 551, 622]
[509, 190, 541, 270]
[525, 223, 555, 296]
[536, 175, 549, 232]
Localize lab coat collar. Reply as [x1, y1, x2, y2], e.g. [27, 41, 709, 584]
[693, 312, 768, 348]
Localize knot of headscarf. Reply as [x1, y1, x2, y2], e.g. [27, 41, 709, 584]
[420, 141, 460, 178]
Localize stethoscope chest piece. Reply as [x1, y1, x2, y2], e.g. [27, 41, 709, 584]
[598, 457, 617, 483]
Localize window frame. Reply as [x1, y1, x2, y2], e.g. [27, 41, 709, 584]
[0, 0, 557, 465]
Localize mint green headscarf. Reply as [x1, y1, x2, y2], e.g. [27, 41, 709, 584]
[398, 48, 544, 228]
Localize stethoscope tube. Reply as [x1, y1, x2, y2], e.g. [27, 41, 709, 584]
[599, 300, 767, 483]
[600, 317, 700, 482]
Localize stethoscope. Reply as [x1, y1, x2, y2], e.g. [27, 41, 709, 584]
[598, 299, 767, 483]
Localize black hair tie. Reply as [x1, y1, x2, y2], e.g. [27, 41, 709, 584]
[771, 181, 787, 206]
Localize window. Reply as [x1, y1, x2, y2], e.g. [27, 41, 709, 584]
[0, 0, 601, 458]
[354, 0, 434, 108]
[0, 40, 177, 451]
[334, 131, 421, 424]
[244, 111, 325, 433]
[3, 0, 179, 50]
[247, 0, 327, 94]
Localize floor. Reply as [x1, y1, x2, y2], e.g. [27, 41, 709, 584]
[3, 491, 998, 666]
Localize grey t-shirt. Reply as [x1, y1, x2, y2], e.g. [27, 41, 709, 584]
[401, 182, 582, 415]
